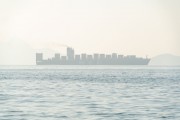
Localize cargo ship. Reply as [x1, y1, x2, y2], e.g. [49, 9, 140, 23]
[36, 47, 150, 65]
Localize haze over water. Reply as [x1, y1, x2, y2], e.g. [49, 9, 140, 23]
[0, 0, 180, 119]
[0, 66, 180, 120]
[0, 0, 180, 65]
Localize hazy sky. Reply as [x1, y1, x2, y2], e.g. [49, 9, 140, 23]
[0, 0, 180, 65]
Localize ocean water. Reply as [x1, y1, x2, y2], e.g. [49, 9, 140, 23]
[0, 65, 180, 120]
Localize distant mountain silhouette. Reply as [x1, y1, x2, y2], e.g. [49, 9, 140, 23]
[149, 54, 180, 66]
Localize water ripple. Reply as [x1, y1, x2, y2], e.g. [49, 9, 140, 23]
[0, 66, 180, 119]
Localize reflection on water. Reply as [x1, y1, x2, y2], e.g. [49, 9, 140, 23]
[0, 66, 180, 120]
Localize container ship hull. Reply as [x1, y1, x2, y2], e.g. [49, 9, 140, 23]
[36, 58, 150, 65]
[36, 47, 150, 65]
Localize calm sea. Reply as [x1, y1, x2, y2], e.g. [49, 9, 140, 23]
[0, 66, 180, 120]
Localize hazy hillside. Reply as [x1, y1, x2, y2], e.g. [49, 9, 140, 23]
[149, 54, 180, 66]
[0, 40, 35, 65]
